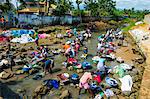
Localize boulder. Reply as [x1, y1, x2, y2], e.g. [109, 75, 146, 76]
[111, 88, 121, 95]
[132, 75, 139, 83]
[20, 48, 27, 52]
[59, 90, 70, 99]
[34, 85, 44, 93]
[123, 91, 131, 96]
[77, 69, 83, 73]
[0, 71, 14, 79]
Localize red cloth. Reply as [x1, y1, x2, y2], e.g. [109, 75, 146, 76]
[93, 75, 102, 84]
[0, 36, 8, 42]
[67, 58, 77, 64]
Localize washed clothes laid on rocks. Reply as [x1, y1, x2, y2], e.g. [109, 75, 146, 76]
[119, 75, 133, 92]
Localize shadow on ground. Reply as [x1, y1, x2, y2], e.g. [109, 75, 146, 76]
[0, 81, 20, 99]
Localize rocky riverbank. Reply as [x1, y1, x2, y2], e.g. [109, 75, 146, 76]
[0, 24, 146, 99]
[129, 23, 150, 98]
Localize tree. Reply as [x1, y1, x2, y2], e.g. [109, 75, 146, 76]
[53, 0, 73, 16]
[0, 0, 15, 13]
[75, 0, 82, 22]
[85, 0, 116, 16]
[17, 0, 27, 10]
[85, 0, 99, 16]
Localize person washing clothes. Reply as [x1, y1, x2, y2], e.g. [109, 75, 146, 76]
[79, 72, 93, 97]
[78, 34, 84, 46]
[97, 41, 103, 54]
[97, 57, 106, 73]
[66, 29, 72, 38]
[73, 28, 78, 37]
[43, 59, 54, 74]
[81, 47, 88, 59]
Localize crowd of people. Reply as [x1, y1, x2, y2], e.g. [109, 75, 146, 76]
[0, 26, 135, 99]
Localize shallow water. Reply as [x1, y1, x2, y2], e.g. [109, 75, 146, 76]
[7, 32, 120, 98]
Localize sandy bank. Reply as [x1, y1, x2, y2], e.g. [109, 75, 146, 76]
[129, 24, 150, 98]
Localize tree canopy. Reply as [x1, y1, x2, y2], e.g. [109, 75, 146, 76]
[85, 0, 116, 16]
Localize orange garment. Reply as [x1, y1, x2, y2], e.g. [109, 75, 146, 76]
[63, 44, 70, 50]
[1, 17, 4, 23]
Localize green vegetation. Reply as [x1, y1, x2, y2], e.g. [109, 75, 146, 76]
[0, 0, 149, 21]
[122, 18, 136, 32]
[85, 0, 116, 16]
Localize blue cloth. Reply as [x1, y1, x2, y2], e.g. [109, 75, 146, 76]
[83, 49, 88, 54]
[99, 58, 105, 63]
[71, 73, 79, 79]
[50, 80, 59, 89]
[45, 60, 51, 68]
[11, 30, 34, 37]
[82, 61, 91, 69]
[105, 77, 118, 87]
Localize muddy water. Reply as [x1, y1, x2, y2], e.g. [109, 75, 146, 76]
[7, 32, 121, 98]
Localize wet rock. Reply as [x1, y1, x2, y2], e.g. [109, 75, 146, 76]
[129, 93, 136, 99]
[131, 87, 138, 93]
[132, 75, 139, 83]
[111, 88, 121, 95]
[123, 91, 131, 96]
[129, 68, 138, 76]
[29, 69, 39, 75]
[53, 41, 62, 44]
[0, 71, 14, 79]
[20, 48, 27, 52]
[132, 48, 139, 54]
[113, 74, 119, 79]
[77, 69, 83, 73]
[67, 66, 73, 71]
[17, 88, 25, 93]
[59, 86, 63, 90]
[133, 82, 140, 89]
[137, 66, 144, 73]
[34, 85, 44, 93]
[40, 86, 48, 95]
[59, 90, 70, 99]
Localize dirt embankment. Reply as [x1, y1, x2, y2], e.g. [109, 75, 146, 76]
[129, 23, 150, 98]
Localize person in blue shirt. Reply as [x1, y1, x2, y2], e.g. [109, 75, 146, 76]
[43, 59, 54, 74]
[83, 47, 88, 54]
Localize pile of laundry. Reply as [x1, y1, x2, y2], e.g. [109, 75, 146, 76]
[11, 34, 35, 44]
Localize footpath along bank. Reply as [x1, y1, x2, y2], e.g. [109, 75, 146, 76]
[129, 23, 150, 98]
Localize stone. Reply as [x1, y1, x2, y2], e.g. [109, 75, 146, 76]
[133, 75, 140, 83]
[129, 93, 136, 99]
[131, 88, 137, 93]
[29, 69, 39, 75]
[111, 88, 121, 95]
[20, 48, 27, 52]
[113, 74, 119, 79]
[59, 90, 70, 99]
[34, 85, 44, 93]
[77, 69, 83, 73]
[40, 86, 48, 95]
[67, 66, 73, 71]
[123, 91, 131, 96]
[0, 97, 3, 99]
[17, 88, 23, 93]
[133, 84, 139, 90]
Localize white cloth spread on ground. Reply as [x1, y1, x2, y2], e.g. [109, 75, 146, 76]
[11, 34, 35, 44]
[119, 75, 133, 92]
[0, 59, 9, 66]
